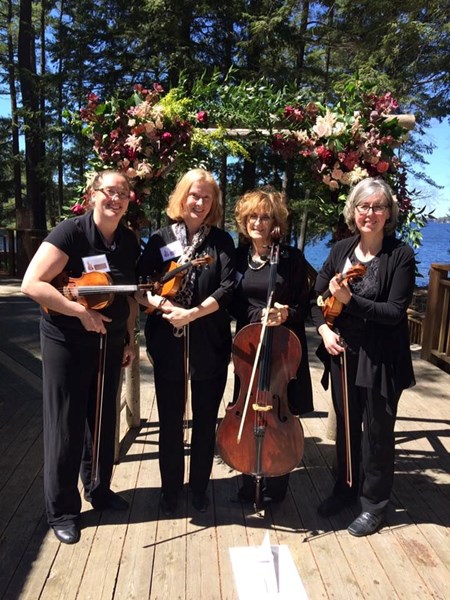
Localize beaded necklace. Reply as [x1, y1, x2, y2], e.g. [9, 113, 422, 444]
[247, 248, 269, 271]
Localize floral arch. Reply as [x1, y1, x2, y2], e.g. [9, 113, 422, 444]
[70, 77, 420, 243]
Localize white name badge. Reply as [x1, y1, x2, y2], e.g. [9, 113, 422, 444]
[160, 240, 183, 262]
[82, 254, 111, 272]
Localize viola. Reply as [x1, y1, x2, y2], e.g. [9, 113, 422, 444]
[46, 254, 213, 312]
[317, 263, 367, 327]
[216, 241, 304, 500]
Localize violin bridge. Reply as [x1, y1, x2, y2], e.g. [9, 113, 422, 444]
[252, 404, 273, 412]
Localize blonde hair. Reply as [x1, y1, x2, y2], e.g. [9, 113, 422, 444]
[166, 168, 223, 226]
[235, 187, 289, 241]
[343, 177, 399, 235]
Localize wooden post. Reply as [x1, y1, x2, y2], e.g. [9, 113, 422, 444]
[126, 317, 141, 429]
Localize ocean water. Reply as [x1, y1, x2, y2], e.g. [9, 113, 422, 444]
[303, 221, 450, 288]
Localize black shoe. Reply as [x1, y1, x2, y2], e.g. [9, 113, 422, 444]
[52, 523, 80, 545]
[317, 494, 356, 517]
[347, 512, 384, 537]
[192, 492, 209, 513]
[90, 490, 129, 511]
[160, 493, 177, 516]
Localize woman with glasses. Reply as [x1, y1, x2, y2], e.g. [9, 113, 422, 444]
[136, 168, 235, 515]
[21, 170, 140, 544]
[228, 187, 313, 505]
[311, 177, 415, 536]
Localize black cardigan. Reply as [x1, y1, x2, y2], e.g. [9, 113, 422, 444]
[311, 234, 416, 401]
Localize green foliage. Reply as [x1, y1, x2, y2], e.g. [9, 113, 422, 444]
[65, 70, 431, 241]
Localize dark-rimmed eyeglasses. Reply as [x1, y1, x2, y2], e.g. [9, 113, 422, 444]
[356, 204, 388, 215]
[94, 187, 130, 201]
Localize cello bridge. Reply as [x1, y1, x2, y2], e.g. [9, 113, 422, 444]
[252, 403, 273, 412]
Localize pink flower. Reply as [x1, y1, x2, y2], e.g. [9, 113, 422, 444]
[284, 105, 305, 124]
[71, 203, 86, 216]
[196, 111, 208, 124]
[161, 132, 173, 143]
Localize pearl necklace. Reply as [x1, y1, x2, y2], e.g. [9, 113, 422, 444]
[247, 249, 269, 271]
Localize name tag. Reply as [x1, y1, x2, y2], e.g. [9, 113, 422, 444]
[82, 254, 111, 272]
[160, 240, 183, 262]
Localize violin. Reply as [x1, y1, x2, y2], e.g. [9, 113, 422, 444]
[46, 254, 213, 312]
[153, 254, 214, 298]
[317, 263, 366, 327]
[216, 241, 304, 504]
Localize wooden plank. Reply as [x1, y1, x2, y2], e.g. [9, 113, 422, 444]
[113, 388, 160, 600]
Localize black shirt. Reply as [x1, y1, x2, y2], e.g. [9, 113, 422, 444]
[41, 211, 140, 340]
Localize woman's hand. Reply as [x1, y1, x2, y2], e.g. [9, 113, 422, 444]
[161, 296, 220, 328]
[328, 276, 352, 305]
[318, 324, 345, 355]
[122, 343, 136, 367]
[78, 308, 112, 334]
[162, 304, 195, 328]
[262, 302, 289, 327]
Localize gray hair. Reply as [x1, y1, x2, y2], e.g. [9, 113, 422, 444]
[343, 177, 399, 235]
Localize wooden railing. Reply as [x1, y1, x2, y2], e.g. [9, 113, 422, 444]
[421, 264, 450, 372]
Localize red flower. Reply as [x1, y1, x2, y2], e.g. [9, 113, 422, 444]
[376, 161, 389, 173]
[316, 145, 334, 164]
[71, 203, 86, 216]
[196, 110, 208, 124]
[161, 132, 173, 143]
[284, 105, 305, 124]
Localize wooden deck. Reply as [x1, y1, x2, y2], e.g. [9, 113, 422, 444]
[1, 279, 450, 600]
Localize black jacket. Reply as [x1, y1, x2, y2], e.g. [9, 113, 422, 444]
[311, 234, 416, 400]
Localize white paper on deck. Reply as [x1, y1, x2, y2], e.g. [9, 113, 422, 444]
[229, 532, 308, 599]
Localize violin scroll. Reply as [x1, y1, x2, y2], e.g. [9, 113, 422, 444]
[317, 263, 367, 327]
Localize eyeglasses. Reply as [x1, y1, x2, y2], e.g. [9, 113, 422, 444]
[356, 204, 389, 215]
[248, 214, 272, 223]
[95, 187, 130, 201]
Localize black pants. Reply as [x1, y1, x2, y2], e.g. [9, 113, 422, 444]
[153, 370, 227, 497]
[41, 329, 124, 526]
[330, 351, 400, 516]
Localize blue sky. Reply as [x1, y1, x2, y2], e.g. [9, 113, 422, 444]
[0, 95, 449, 217]
[414, 119, 450, 218]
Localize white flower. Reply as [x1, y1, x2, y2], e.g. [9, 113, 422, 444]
[124, 134, 143, 152]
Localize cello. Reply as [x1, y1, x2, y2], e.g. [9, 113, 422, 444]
[216, 240, 304, 507]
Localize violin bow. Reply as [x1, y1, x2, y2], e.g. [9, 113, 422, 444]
[338, 334, 352, 487]
[91, 332, 107, 485]
[183, 324, 191, 445]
